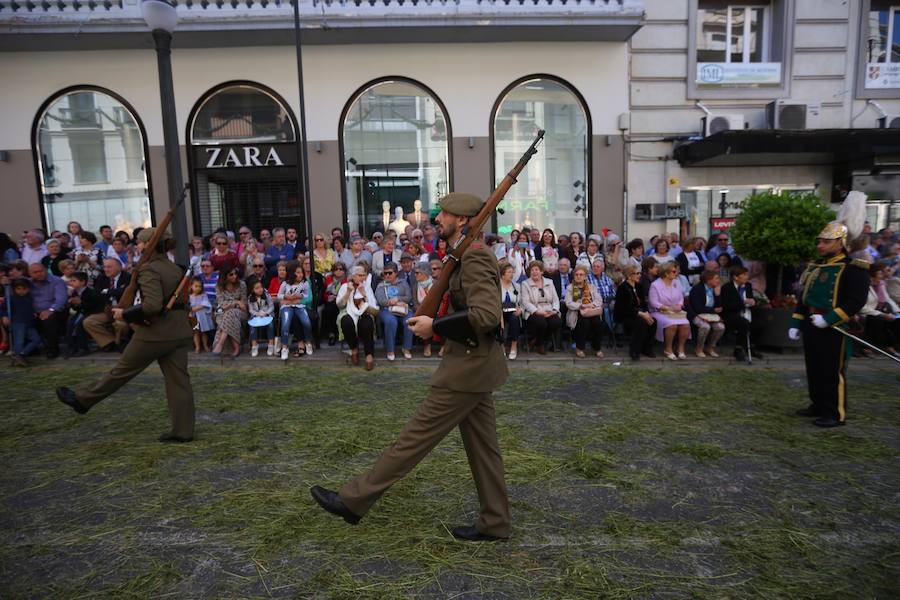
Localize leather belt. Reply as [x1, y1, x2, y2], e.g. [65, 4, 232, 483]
[810, 308, 829, 315]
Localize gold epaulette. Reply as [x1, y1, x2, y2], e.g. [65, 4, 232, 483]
[850, 258, 871, 270]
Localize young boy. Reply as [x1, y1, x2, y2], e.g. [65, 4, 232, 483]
[65, 272, 105, 358]
[2, 278, 42, 367]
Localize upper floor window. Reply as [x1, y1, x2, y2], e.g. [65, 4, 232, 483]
[856, 1, 900, 96]
[867, 3, 900, 64]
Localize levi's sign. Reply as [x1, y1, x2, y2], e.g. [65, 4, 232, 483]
[196, 144, 297, 169]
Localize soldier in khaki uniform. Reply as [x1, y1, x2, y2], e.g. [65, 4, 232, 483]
[56, 228, 196, 442]
[311, 192, 511, 541]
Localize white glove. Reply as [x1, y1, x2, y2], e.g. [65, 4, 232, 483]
[810, 314, 828, 329]
[788, 328, 801, 341]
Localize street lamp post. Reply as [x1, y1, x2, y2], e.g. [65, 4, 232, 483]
[142, 0, 189, 265]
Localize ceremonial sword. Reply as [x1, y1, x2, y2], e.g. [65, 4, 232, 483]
[830, 325, 900, 365]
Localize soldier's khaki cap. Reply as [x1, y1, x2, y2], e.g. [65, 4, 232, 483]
[136, 227, 173, 244]
[438, 192, 484, 217]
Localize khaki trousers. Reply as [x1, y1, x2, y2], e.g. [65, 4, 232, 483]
[339, 386, 511, 538]
[74, 337, 195, 439]
[83, 312, 129, 347]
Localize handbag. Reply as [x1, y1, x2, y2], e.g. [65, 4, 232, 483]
[697, 313, 721, 323]
[580, 306, 604, 319]
[389, 304, 409, 316]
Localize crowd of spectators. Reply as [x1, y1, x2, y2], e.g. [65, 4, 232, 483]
[1, 220, 899, 368]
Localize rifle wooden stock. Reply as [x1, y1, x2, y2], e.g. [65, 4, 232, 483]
[414, 129, 545, 319]
[118, 184, 190, 310]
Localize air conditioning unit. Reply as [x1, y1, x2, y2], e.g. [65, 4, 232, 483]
[767, 100, 808, 130]
[702, 114, 745, 137]
[877, 114, 900, 129]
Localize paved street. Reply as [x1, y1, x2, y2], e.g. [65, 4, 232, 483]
[1, 358, 897, 598]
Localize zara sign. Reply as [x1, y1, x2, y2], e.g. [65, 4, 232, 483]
[195, 143, 297, 169]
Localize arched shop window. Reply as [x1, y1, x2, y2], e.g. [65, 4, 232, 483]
[341, 78, 451, 237]
[188, 82, 303, 237]
[34, 87, 153, 233]
[492, 76, 590, 236]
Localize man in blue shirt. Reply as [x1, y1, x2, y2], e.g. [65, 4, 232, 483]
[706, 232, 738, 262]
[28, 262, 68, 358]
[265, 227, 296, 276]
[95, 225, 115, 256]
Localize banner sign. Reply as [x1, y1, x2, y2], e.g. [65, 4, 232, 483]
[865, 63, 900, 89]
[697, 62, 782, 85]
[195, 143, 297, 169]
[711, 217, 737, 231]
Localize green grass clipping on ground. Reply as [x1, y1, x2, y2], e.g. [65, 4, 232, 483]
[1, 362, 898, 599]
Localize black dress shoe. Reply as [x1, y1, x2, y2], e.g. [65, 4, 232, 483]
[451, 525, 507, 542]
[795, 406, 820, 417]
[310, 485, 361, 525]
[813, 417, 845, 428]
[158, 432, 193, 443]
[56, 387, 88, 414]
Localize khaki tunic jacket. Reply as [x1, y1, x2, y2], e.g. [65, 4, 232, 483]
[429, 245, 508, 393]
[132, 255, 193, 342]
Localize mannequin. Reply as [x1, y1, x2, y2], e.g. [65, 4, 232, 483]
[406, 199, 428, 228]
[382, 201, 391, 231]
[389, 206, 411, 236]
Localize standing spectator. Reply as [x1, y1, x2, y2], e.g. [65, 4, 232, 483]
[614, 266, 656, 361]
[66, 221, 84, 251]
[508, 231, 536, 283]
[676, 237, 706, 285]
[715, 253, 733, 281]
[28, 262, 68, 358]
[650, 238, 675, 265]
[21, 229, 49, 266]
[74, 231, 104, 285]
[422, 224, 437, 253]
[721, 265, 763, 361]
[96, 225, 115, 256]
[84, 258, 131, 352]
[240, 237, 265, 275]
[575, 237, 603, 270]
[499, 263, 522, 360]
[321, 262, 347, 345]
[376, 262, 413, 361]
[565, 265, 605, 359]
[521, 260, 561, 354]
[556, 234, 570, 265]
[649, 262, 690, 360]
[209, 233, 239, 274]
[534, 229, 559, 273]
[41, 239, 68, 276]
[236, 227, 263, 263]
[189, 236, 206, 275]
[286, 227, 307, 256]
[566, 231, 584, 265]
[687, 270, 725, 358]
[199, 260, 219, 306]
[188, 277, 213, 353]
[3, 278, 41, 366]
[528, 228, 542, 249]
[247, 278, 276, 357]
[277, 260, 313, 360]
[332, 236, 353, 269]
[265, 228, 296, 275]
[1, 233, 21, 263]
[346, 237, 373, 269]
[109, 237, 130, 268]
[623, 239, 644, 271]
[312, 233, 336, 275]
[338, 265, 377, 370]
[259, 228, 272, 249]
[667, 232, 683, 258]
[212, 266, 247, 358]
[707, 232, 737, 262]
[330, 227, 345, 244]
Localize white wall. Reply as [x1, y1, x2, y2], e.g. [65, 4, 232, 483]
[0, 41, 629, 149]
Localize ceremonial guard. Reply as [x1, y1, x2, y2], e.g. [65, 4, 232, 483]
[56, 227, 196, 442]
[788, 193, 870, 428]
[311, 192, 512, 541]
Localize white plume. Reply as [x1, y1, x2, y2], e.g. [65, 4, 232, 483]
[838, 191, 867, 241]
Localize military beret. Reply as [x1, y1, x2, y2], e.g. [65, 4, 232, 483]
[438, 192, 484, 217]
[136, 227, 172, 244]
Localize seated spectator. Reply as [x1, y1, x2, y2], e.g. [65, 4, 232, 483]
[322, 262, 347, 346]
[109, 237, 130, 268]
[575, 237, 603, 269]
[861, 263, 900, 358]
[95, 225, 114, 256]
[721, 265, 764, 361]
[265, 228, 297, 275]
[41, 239, 67, 277]
[587, 257, 616, 305]
[372, 238, 403, 279]
[687, 270, 725, 358]
[622, 239, 644, 273]
[521, 260, 561, 354]
[346, 236, 373, 269]
[209, 233, 240, 274]
[508, 232, 536, 283]
[240, 236, 265, 275]
[312, 232, 337, 276]
[64, 271, 105, 358]
[565, 265, 605, 359]
[21, 229, 48, 265]
[268, 261, 288, 299]
[566, 231, 584, 265]
[397, 253, 417, 292]
[0, 232, 20, 263]
[246, 258, 269, 289]
[28, 262, 68, 359]
[332, 236, 353, 268]
[212, 266, 248, 358]
[277, 260, 314, 360]
[676, 237, 706, 286]
[247, 278, 276, 358]
[73, 231, 103, 285]
[499, 263, 522, 360]
[649, 262, 690, 360]
[236, 227, 264, 264]
[199, 259, 219, 306]
[707, 232, 738, 262]
[614, 266, 657, 360]
[3, 278, 41, 366]
[551, 258, 573, 326]
[376, 262, 413, 361]
[301, 255, 325, 348]
[413, 262, 438, 357]
[535, 229, 559, 273]
[650, 238, 675, 265]
[189, 276, 213, 353]
[338, 265, 378, 371]
[83, 258, 131, 352]
[715, 253, 732, 281]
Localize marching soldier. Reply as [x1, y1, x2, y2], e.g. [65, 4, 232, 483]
[311, 192, 512, 541]
[56, 228, 196, 442]
[789, 216, 869, 428]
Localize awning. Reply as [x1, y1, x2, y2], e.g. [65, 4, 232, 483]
[673, 129, 900, 169]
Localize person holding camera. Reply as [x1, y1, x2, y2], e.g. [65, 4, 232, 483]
[338, 265, 377, 370]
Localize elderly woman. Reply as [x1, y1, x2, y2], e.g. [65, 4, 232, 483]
[332, 236, 353, 268]
[614, 266, 656, 360]
[312, 232, 337, 275]
[521, 260, 561, 354]
[41, 238, 68, 277]
[375, 261, 413, 361]
[209, 233, 239, 274]
[649, 262, 690, 360]
[565, 265, 605, 359]
[687, 270, 725, 358]
[212, 265, 248, 357]
[346, 236, 373, 269]
[676, 237, 706, 285]
[651, 238, 675, 265]
[338, 264, 378, 370]
[499, 262, 522, 360]
[861, 263, 900, 358]
[575, 237, 603, 270]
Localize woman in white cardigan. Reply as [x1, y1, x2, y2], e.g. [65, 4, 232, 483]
[337, 265, 378, 370]
[499, 262, 523, 360]
[520, 260, 561, 354]
[564, 265, 606, 358]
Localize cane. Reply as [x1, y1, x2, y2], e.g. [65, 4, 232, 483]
[830, 325, 900, 365]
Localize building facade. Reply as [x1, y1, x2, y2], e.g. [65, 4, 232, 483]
[627, 0, 900, 243]
[0, 0, 641, 242]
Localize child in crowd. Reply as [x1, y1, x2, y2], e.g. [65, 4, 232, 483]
[189, 276, 214, 353]
[2, 278, 41, 367]
[65, 271, 104, 357]
[277, 260, 314, 360]
[268, 261, 288, 354]
[247, 279, 276, 357]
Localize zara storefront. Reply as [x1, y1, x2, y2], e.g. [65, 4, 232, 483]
[1, 35, 634, 243]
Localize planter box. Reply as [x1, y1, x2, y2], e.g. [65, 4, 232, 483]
[755, 306, 803, 349]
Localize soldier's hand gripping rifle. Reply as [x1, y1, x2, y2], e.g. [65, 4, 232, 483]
[414, 129, 545, 324]
[116, 184, 190, 321]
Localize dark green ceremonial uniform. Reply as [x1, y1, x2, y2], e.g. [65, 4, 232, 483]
[74, 244, 195, 439]
[339, 194, 511, 538]
[790, 253, 869, 423]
